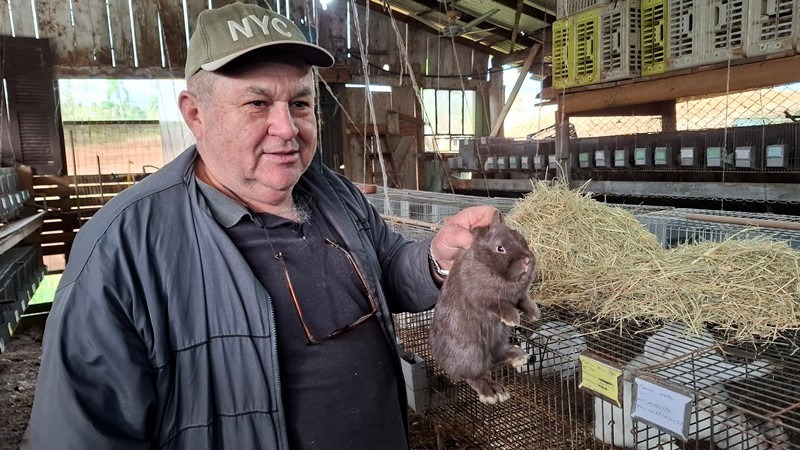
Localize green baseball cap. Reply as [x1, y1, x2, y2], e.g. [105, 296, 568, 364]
[185, 2, 335, 79]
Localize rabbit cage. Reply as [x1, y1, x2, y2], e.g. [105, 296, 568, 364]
[370, 187, 800, 450]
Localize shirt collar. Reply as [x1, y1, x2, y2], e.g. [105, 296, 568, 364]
[195, 175, 252, 228]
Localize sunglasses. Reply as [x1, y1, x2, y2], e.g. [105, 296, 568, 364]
[276, 238, 379, 345]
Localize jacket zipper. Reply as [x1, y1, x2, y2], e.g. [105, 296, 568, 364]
[267, 290, 290, 448]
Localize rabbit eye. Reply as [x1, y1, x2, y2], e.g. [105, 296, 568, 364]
[496, 245, 506, 253]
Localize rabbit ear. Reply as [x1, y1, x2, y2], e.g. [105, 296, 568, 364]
[491, 209, 503, 226]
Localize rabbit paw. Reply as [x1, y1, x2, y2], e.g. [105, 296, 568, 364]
[506, 346, 529, 369]
[466, 377, 511, 405]
[518, 298, 541, 320]
[500, 310, 521, 327]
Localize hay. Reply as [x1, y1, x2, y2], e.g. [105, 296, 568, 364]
[506, 181, 800, 342]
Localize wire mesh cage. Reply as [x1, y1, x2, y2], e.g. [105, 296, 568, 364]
[362, 187, 520, 225]
[637, 208, 800, 249]
[379, 188, 800, 449]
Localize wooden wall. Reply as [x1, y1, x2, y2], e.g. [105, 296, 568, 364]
[1, 0, 491, 84]
[2, 0, 493, 192]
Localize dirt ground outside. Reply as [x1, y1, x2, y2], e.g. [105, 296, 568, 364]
[0, 325, 42, 450]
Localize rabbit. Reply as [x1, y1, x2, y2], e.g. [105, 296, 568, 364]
[641, 322, 774, 390]
[594, 322, 775, 449]
[713, 409, 791, 450]
[593, 353, 729, 450]
[429, 210, 540, 404]
[517, 320, 587, 379]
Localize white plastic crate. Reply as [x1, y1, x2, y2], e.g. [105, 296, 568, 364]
[706, 0, 749, 63]
[557, 0, 608, 18]
[666, 0, 706, 70]
[600, 0, 642, 82]
[745, 0, 798, 56]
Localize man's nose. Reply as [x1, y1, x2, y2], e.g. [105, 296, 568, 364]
[267, 103, 299, 139]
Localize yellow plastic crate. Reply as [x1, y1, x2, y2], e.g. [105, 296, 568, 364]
[551, 18, 573, 89]
[573, 7, 601, 86]
[641, 0, 668, 76]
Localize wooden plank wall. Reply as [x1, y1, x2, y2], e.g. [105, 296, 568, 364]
[6, 1, 491, 191]
[3, 1, 488, 82]
[33, 173, 148, 264]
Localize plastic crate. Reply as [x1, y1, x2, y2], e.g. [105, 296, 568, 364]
[641, 0, 669, 75]
[666, 0, 705, 70]
[745, 0, 797, 56]
[552, 18, 573, 89]
[600, 0, 642, 82]
[573, 7, 602, 86]
[706, 0, 749, 63]
[557, 0, 608, 18]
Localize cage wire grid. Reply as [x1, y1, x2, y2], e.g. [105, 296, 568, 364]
[378, 187, 800, 449]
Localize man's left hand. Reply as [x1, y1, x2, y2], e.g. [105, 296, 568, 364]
[430, 205, 499, 271]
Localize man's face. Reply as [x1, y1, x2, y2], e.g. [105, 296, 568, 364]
[192, 61, 317, 204]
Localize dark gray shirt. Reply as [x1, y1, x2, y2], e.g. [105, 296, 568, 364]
[196, 179, 407, 450]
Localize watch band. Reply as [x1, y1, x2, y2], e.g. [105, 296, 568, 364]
[428, 247, 449, 278]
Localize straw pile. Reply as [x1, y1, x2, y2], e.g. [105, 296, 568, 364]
[506, 181, 800, 342]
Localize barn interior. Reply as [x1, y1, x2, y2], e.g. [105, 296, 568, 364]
[1, 0, 800, 448]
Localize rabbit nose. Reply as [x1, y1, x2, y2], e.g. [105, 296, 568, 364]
[522, 257, 530, 271]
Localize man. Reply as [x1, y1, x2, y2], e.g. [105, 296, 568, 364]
[29, 3, 497, 449]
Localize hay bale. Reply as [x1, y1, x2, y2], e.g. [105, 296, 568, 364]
[507, 181, 800, 341]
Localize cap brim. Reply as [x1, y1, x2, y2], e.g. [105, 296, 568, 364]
[200, 40, 335, 72]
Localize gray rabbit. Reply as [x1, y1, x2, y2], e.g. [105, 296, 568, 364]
[429, 210, 540, 404]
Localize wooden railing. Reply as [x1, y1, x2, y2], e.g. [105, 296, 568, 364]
[32, 173, 149, 265]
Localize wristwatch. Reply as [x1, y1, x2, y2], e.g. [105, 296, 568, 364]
[428, 248, 449, 278]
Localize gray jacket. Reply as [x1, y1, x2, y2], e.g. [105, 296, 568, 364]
[29, 147, 440, 449]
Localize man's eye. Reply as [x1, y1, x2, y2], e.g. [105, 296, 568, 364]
[293, 101, 311, 108]
[250, 101, 266, 107]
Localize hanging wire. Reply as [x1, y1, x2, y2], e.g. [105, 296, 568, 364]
[348, 0, 392, 213]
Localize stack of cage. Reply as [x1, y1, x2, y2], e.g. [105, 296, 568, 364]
[553, 0, 606, 89]
[0, 245, 45, 353]
[554, 0, 643, 88]
[559, 0, 797, 87]
[0, 167, 29, 223]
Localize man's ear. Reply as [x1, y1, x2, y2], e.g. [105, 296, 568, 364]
[178, 90, 203, 140]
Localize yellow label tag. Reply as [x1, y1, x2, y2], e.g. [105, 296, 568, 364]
[579, 354, 623, 407]
[7, 323, 13, 337]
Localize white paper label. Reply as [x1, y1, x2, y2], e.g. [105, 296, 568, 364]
[631, 377, 692, 440]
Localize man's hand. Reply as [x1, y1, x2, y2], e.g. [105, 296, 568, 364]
[430, 206, 499, 271]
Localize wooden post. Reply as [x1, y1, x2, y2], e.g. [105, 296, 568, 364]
[490, 44, 541, 137]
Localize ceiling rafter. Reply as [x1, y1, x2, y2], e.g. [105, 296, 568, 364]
[359, 0, 519, 57]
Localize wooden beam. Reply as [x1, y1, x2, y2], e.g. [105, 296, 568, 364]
[490, 43, 540, 137]
[552, 54, 800, 115]
[509, 0, 525, 53]
[567, 100, 678, 117]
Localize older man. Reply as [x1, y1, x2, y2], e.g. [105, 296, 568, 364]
[29, 3, 497, 449]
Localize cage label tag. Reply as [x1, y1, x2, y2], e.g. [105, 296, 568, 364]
[631, 377, 692, 441]
[578, 353, 622, 407]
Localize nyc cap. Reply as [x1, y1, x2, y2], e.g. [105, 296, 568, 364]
[185, 2, 335, 79]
